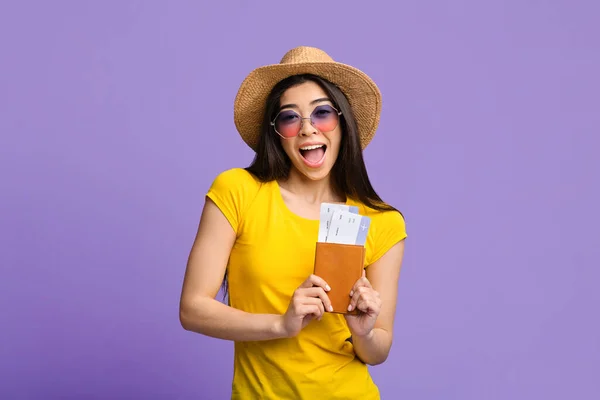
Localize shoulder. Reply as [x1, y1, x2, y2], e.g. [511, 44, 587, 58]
[210, 167, 261, 190]
[359, 204, 406, 234]
[208, 168, 263, 201]
[206, 168, 263, 233]
[358, 204, 407, 266]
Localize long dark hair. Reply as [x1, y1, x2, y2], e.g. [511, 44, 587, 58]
[221, 74, 400, 301]
[246, 73, 397, 212]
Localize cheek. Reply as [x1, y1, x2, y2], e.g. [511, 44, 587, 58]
[326, 131, 342, 156]
[280, 139, 297, 158]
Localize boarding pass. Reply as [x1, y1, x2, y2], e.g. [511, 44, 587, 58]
[318, 202, 371, 246]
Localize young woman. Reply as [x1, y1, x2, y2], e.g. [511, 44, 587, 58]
[179, 46, 407, 399]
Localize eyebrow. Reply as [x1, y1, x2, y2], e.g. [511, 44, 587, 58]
[279, 97, 331, 110]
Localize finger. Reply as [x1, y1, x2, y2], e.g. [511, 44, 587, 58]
[355, 297, 376, 313]
[298, 287, 333, 312]
[359, 273, 372, 289]
[348, 287, 372, 312]
[297, 297, 325, 318]
[304, 297, 326, 316]
[300, 274, 331, 292]
[316, 300, 325, 320]
[349, 269, 371, 297]
[300, 304, 322, 320]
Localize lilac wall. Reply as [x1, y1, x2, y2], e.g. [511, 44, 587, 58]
[1, 1, 598, 399]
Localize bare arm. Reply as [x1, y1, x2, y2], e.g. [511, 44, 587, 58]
[179, 198, 287, 341]
[179, 198, 333, 341]
[351, 240, 405, 365]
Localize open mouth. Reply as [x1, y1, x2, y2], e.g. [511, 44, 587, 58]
[299, 144, 327, 165]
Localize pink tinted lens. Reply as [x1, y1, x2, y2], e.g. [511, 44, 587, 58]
[311, 105, 339, 132]
[274, 110, 301, 138]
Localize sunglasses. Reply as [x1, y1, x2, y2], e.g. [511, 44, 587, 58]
[270, 104, 342, 139]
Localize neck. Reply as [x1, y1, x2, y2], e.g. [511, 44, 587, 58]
[279, 167, 344, 204]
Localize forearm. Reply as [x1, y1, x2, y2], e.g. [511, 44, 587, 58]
[352, 328, 393, 365]
[180, 296, 286, 342]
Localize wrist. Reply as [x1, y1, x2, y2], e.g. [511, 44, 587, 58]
[353, 328, 376, 341]
[271, 315, 288, 339]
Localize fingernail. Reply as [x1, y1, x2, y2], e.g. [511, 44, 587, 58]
[347, 305, 352, 311]
[329, 305, 334, 312]
[325, 285, 331, 291]
[349, 290, 354, 297]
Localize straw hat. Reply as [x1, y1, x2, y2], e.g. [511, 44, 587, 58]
[233, 46, 382, 151]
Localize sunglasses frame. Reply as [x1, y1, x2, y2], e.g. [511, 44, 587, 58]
[270, 104, 343, 139]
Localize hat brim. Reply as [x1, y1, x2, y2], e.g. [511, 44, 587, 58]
[233, 61, 382, 151]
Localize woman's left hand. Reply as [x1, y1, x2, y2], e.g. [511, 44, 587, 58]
[344, 269, 382, 337]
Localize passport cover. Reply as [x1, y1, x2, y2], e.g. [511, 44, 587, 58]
[313, 242, 366, 314]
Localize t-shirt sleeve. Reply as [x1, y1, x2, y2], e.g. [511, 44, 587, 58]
[205, 168, 259, 234]
[367, 210, 407, 266]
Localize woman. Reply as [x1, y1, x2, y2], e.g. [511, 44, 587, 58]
[179, 46, 407, 399]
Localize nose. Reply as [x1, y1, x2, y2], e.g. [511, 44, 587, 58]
[298, 116, 317, 137]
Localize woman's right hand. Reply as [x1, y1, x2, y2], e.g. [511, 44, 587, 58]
[279, 274, 333, 338]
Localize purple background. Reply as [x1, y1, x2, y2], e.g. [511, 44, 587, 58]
[1, 1, 599, 399]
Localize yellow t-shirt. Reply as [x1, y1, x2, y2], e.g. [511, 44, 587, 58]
[206, 168, 407, 400]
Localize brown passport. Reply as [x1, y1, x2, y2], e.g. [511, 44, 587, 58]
[313, 242, 366, 314]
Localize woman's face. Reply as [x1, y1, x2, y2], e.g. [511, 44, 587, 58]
[275, 81, 342, 182]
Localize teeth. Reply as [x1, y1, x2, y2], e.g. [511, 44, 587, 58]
[300, 144, 324, 150]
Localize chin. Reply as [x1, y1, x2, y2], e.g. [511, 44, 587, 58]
[298, 167, 332, 181]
